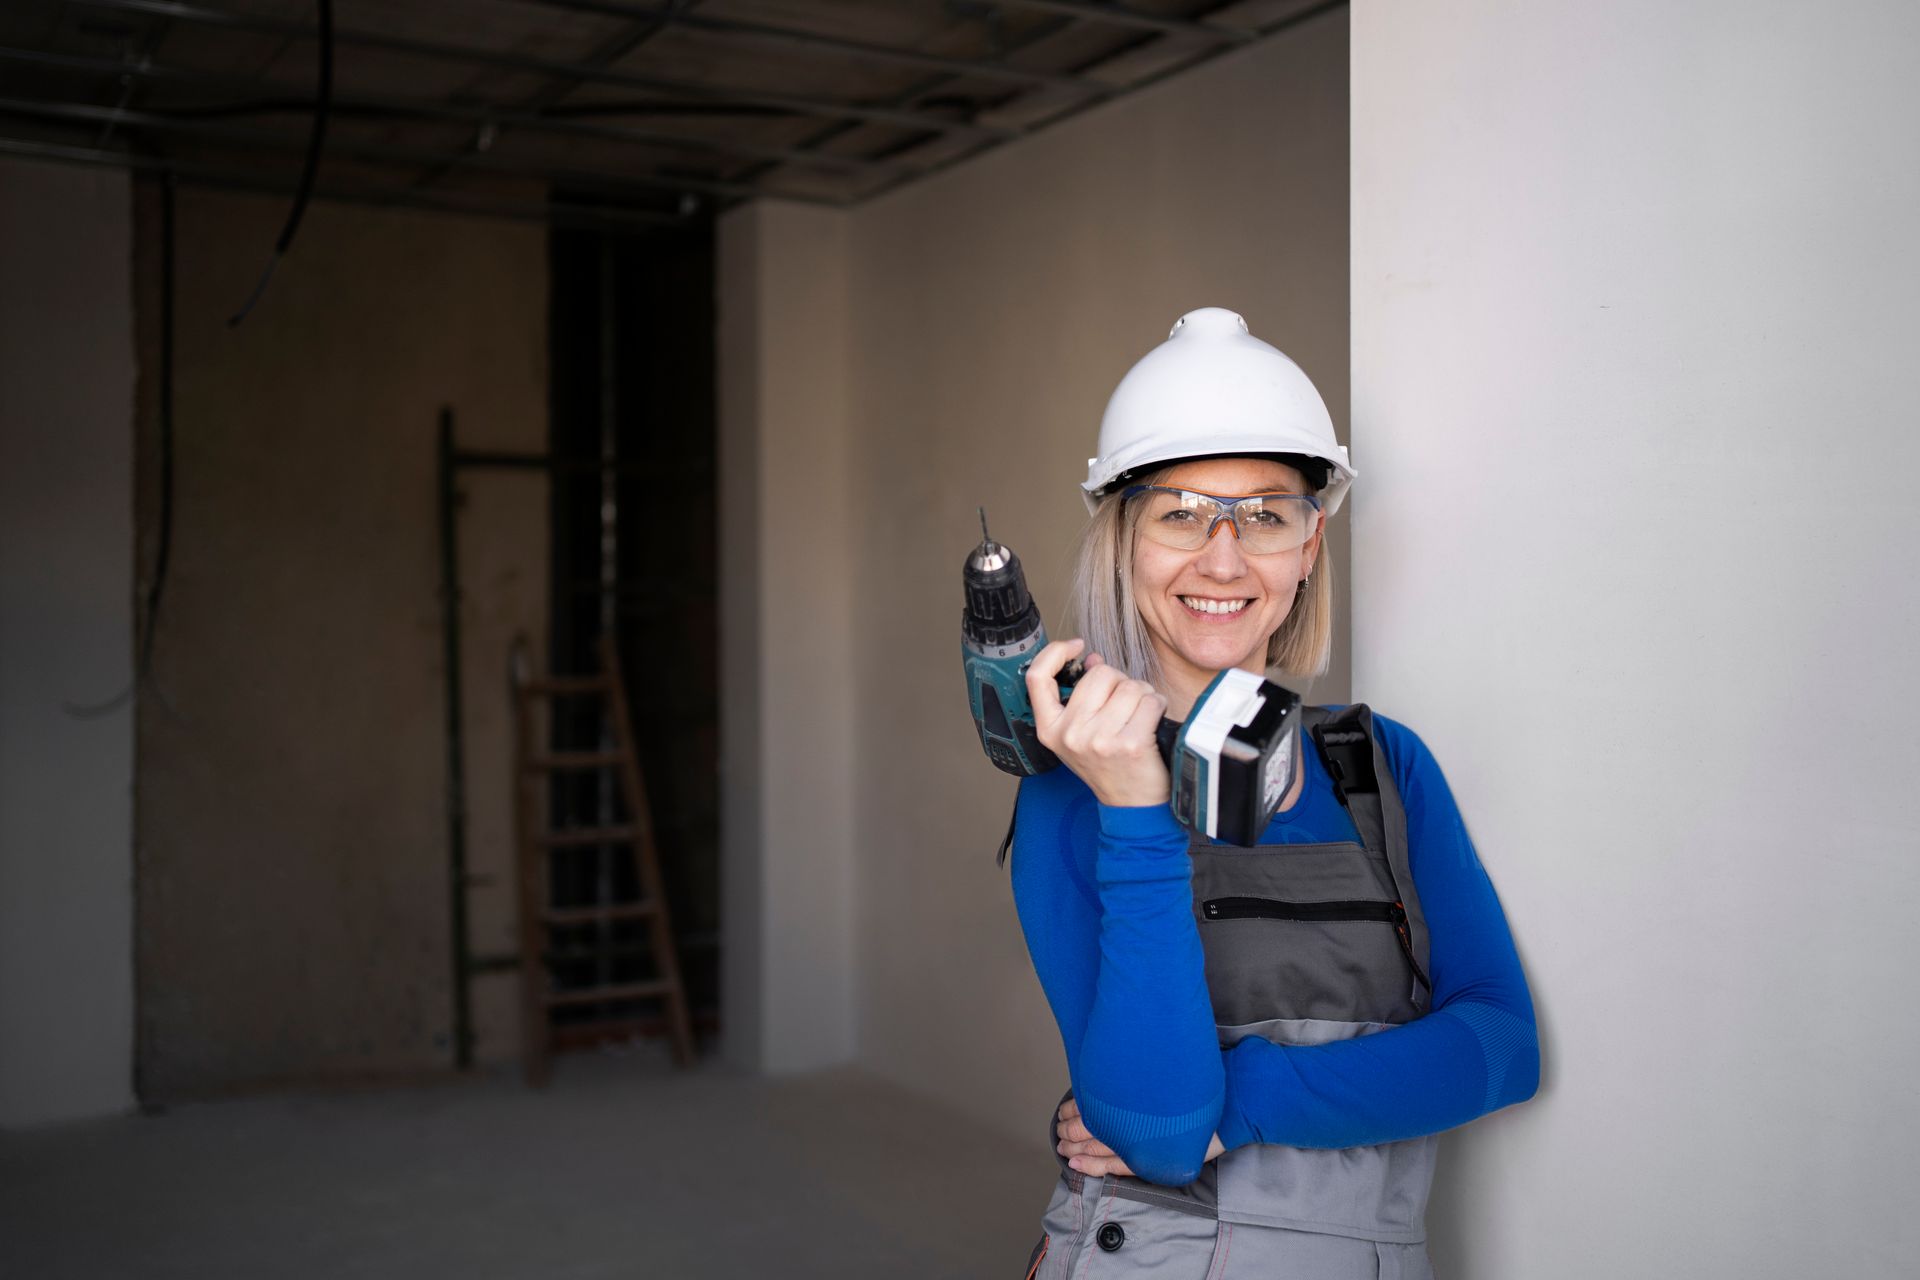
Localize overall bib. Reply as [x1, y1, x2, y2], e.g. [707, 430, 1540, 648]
[1029, 706, 1438, 1280]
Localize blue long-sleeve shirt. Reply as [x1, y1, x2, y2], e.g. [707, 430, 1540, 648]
[1010, 712, 1539, 1186]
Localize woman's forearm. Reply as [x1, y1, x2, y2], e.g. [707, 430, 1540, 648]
[1013, 776, 1225, 1186]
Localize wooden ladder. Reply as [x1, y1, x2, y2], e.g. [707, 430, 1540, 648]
[509, 635, 695, 1085]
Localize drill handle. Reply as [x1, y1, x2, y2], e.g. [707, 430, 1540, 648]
[1056, 657, 1182, 765]
[1155, 717, 1181, 765]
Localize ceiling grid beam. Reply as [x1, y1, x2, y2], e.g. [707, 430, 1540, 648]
[1, 0, 1350, 213]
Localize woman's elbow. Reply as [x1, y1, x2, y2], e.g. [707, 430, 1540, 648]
[1509, 1029, 1542, 1106]
[1113, 1130, 1214, 1188]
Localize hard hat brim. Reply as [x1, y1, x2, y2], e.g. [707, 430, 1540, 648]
[1081, 436, 1356, 516]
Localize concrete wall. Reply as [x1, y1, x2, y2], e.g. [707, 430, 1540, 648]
[718, 10, 1350, 1131]
[135, 189, 547, 1097]
[0, 158, 137, 1126]
[1351, 1, 1920, 1274]
[717, 203, 858, 1074]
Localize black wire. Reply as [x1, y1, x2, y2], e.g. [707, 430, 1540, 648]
[228, 0, 334, 327]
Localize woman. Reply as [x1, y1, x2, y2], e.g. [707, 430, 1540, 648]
[1010, 308, 1539, 1279]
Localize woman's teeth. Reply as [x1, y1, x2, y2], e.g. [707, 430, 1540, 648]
[1180, 596, 1249, 615]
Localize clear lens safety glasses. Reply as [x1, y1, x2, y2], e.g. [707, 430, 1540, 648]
[1123, 485, 1324, 555]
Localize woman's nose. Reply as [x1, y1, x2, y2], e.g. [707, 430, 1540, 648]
[1194, 520, 1249, 578]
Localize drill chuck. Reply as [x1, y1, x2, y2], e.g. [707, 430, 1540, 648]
[962, 512, 1056, 775]
[963, 532, 1041, 649]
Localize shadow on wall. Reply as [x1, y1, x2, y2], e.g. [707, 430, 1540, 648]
[1423, 925, 1553, 1277]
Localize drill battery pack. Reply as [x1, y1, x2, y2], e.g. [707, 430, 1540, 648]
[1168, 669, 1303, 846]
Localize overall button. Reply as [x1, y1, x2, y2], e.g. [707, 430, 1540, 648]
[1096, 1222, 1125, 1252]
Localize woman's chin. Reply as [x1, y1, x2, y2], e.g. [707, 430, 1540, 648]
[1167, 634, 1265, 677]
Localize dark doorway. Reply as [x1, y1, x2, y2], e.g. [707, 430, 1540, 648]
[545, 215, 719, 1045]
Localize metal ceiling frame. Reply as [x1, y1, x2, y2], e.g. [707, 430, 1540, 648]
[847, 0, 1345, 207]
[0, 95, 781, 205]
[0, 134, 683, 230]
[986, 0, 1258, 43]
[516, 0, 1102, 92]
[2, 0, 1347, 222]
[59, 0, 1018, 141]
[717, 3, 1089, 195]
[0, 45, 914, 178]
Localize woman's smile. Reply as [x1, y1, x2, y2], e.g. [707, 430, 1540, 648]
[1177, 595, 1253, 618]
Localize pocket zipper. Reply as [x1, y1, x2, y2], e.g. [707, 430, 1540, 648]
[1201, 896, 1433, 997]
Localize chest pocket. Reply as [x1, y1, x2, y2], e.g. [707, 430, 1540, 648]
[1191, 841, 1429, 1030]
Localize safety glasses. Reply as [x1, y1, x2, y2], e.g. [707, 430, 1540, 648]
[1122, 485, 1323, 555]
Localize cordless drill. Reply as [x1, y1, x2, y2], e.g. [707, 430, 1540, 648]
[961, 511, 1303, 846]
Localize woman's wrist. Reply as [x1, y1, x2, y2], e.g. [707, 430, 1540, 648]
[1095, 797, 1184, 839]
[1090, 780, 1172, 809]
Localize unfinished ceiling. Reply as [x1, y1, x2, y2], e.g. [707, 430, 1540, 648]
[0, 0, 1339, 230]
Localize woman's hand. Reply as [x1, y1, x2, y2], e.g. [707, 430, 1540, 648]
[1026, 639, 1171, 808]
[1055, 1097, 1226, 1177]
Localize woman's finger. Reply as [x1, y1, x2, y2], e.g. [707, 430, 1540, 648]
[1069, 680, 1142, 754]
[1058, 1131, 1115, 1157]
[1052, 663, 1124, 750]
[1024, 638, 1086, 738]
[1067, 1153, 1135, 1178]
[1120, 684, 1167, 748]
[1078, 679, 1158, 757]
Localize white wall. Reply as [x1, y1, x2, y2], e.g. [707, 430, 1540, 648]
[717, 202, 858, 1074]
[1352, 2, 1920, 1274]
[0, 158, 136, 1126]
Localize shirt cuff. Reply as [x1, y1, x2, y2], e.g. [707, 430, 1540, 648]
[1096, 800, 1188, 843]
[1215, 1040, 1265, 1150]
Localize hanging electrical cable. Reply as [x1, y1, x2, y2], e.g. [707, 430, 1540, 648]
[227, 0, 334, 327]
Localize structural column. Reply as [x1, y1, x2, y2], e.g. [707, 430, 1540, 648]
[717, 200, 857, 1073]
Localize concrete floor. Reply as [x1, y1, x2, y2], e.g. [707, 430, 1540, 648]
[0, 1048, 1053, 1279]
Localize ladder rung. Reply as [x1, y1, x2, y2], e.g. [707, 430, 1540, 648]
[542, 942, 656, 964]
[546, 979, 673, 1008]
[536, 825, 636, 848]
[542, 902, 658, 926]
[524, 751, 625, 771]
[521, 676, 611, 696]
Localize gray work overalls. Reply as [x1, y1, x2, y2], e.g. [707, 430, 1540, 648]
[1029, 706, 1438, 1280]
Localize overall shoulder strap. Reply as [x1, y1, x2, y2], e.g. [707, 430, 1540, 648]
[1308, 704, 1430, 1009]
[1307, 705, 1388, 856]
[996, 789, 1018, 868]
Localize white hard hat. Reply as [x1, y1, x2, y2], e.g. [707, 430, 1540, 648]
[1082, 307, 1354, 515]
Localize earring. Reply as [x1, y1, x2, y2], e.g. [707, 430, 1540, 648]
[1296, 574, 1311, 595]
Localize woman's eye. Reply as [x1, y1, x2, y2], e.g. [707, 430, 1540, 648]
[1160, 508, 1201, 524]
[1244, 509, 1286, 529]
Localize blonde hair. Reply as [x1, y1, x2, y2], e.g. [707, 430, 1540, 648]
[1065, 471, 1333, 686]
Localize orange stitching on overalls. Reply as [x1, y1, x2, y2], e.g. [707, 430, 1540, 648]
[1025, 1237, 1048, 1280]
[1205, 1221, 1234, 1280]
[1074, 1188, 1117, 1280]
